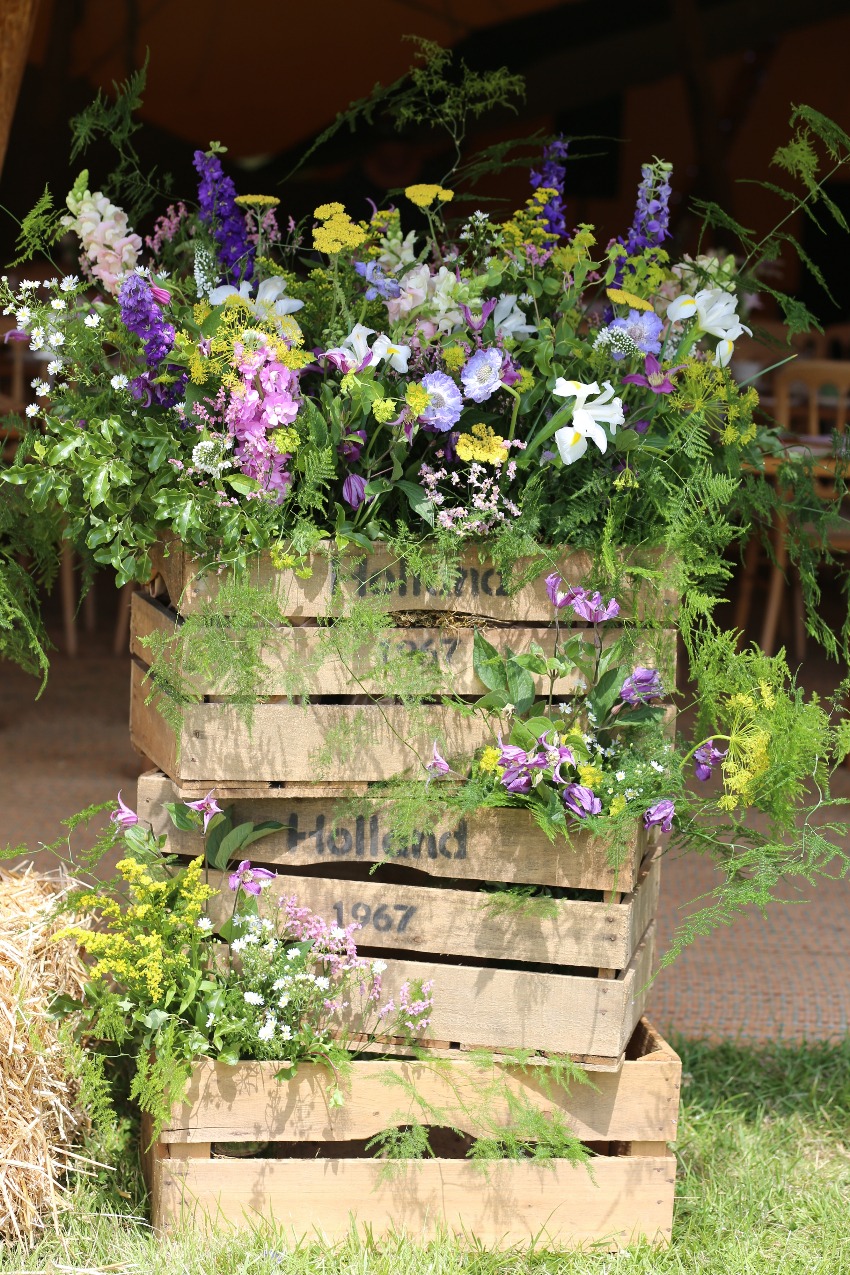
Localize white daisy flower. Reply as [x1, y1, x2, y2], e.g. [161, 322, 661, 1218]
[196, 916, 213, 932]
[48, 331, 64, 347]
[51, 298, 66, 311]
[47, 360, 62, 375]
[60, 275, 79, 292]
[84, 312, 100, 328]
[25, 404, 39, 417]
[243, 991, 264, 1006]
[110, 374, 128, 390]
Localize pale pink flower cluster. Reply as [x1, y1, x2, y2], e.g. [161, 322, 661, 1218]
[63, 186, 142, 295]
[420, 443, 525, 537]
[385, 263, 466, 336]
[146, 202, 189, 255]
[224, 341, 300, 500]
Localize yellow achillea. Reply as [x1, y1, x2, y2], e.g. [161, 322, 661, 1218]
[404, 184, 454, 208]
[578, 763, 604, 790]
[234, 194, 280, 208]
[501, 189, 558, 252]
[606, 287, 654, 312]
[442, 346, 467, 373]
[456, 423, 508, 466]
[478, 746, 502, 774]
[405, 383, 431, 415]
[312, 203, 366, 254]
[372, 397, 398, 423]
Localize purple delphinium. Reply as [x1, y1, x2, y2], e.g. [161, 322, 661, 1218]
[342, 472, 367, 509]
[545, 573, 586, 610]
[193, 149, 254, 284]
[571, 592, 620, 624]
[620, 667, 664, 704]
[530, 135, 569, 239]
[184, 790, 223, 833]
[418, 371, 463, 432]
[607, 309, 663, 361]
[460, 348, 502, 403]
[111, 791, 138, 830]
[622, 353, 687, 395]
[563, 784, 602, 819]
[354, 260, 400, 301]
[118, 274, 175, 368]
[228, 860, 276, 895]
[612, 159, 673, 291]
[644, 799, 675, 832]
[694, 740, 727, 782]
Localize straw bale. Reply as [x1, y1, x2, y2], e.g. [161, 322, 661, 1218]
[0, 864, 92, 1243]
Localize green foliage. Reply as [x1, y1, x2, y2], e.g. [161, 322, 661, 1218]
[8, 185, 65, 266]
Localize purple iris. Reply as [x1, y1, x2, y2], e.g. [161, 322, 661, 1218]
[111, 791, 138, 830]
[620, 667, 663, 704]
[644, 799, 675, 832]
[545, 573, 585, 610]
[530, 135, 569, 239]
[607, 310, 663, 360]
[118, 274, 175, 368]
[354, 260, 400, 301]
[622, 354, 686, 395]
[342, 472, 367, 509]
[694, 740, 727, 782]
[571, 592, 620, 624]
[563, 784, 602, 819]
[460, 348, 503, 403]
[185, 790, 224, 834]
[228, 860, 276, 895]
[419, 371, 463, 433]
[193, 150, 254, 283]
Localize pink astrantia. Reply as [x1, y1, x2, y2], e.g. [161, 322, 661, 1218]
[185, 790, 224, 833]
[228, 860, 276, 895]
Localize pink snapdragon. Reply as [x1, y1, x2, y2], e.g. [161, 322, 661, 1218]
[63, 185, 142, 295]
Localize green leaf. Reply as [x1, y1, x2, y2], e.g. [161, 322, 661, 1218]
[473, 629, 508, 693]
[224, 474, 261, 495]
[163, 801, 199, 832]
[506, 657, 536, 714]
[396, 479, 435, 527]
[48, 436, 84, 464]
[205, 806, 235, 870]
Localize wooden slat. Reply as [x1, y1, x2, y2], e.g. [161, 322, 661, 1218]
[151, 1152, 675, 1246]
[202, 851, 660, 970]
[131, 592, 677, 699]
[137, 770, 648, 893]
[150, 541, 677, 623]
[160, 1019, 680, 1146]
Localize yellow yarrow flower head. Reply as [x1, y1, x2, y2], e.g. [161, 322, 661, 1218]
[455, 422, 508, 466]
[405, 184, 454, 209]
[312, 204, 366, 255]
[405, 383, 431, 415]
[314, 202, 345, 220]
[372, 397, 398, 423]
[478, 746, 502, 774]
[234, 194, 280, 208]
[442, 345, 467, 373]
[606, 287, 654, 312]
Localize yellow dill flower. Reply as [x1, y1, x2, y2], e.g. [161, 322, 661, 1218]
[606, 287, 654, 311]
[478, 746, 502, 774]
[455, 423, 508, 466]
[610, 793, 627, 817]
[314, 202, 345, 221]
[373, 397, 398, 423]
[270, 426, 300, 453]
[613, 467, 639, 491]
[223, 293, 252, 311]
[270, 547, 296, 569]
[405, 383, 431, 415]
[234, 194, 280, 208]
[193, 301, 211, 325]
[405, 184, 454, 208]
[442, 346, 467, 373]
[578, 763, 604, 790]
[517, 368, 535, 393]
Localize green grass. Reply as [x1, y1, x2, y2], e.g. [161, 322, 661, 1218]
[3, 1037, 850, 1274]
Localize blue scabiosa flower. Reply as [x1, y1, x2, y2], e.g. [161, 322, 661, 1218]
[418, 371, 463, 433]
[460, 348, 502, 403]
[607, 309, 663, 360]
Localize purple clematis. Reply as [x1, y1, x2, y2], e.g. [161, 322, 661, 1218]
[459, 298, 497, 333]
[644, 799, 675, 832]
[563, 784, 602, 819]
[185, 790, 224, 834]
[621, 667, 664, 704]
[571, 591, 620, 624]
[342, 472, 367, 509]
[545, 573, 586, 610]
[622, 354, 686, 395]
[228, 860, 276, 895]
[111, 791, 139, 830]
[427, 742, 451, 779]
[694, 740, 727, 782]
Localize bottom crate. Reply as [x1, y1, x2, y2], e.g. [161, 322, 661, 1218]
[144, 1019, 679, 1248]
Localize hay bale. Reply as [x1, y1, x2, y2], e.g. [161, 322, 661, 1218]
[0, 864, 92, 1243]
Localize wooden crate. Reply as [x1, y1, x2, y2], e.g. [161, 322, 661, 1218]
[138, 771, 660, 1066]
[144, 1018, 679, 1248]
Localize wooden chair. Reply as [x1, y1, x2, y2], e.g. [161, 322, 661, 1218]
[735, 360, 850, 656]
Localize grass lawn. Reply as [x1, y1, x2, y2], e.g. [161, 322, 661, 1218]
[3, 1037, 849, 1274]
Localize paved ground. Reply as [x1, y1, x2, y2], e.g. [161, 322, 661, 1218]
[2, 586, 849, 1045]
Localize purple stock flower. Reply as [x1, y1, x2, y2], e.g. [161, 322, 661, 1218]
[342, 472, 367, 509]
[111, 791, 138, 830]
[571, 592, 620, 624]
[644, 799, 675, 832]
[607, 309, 663, 360]
[545, 573, 586, 610]
[193, 149, 254, 283]
[620, 667, 663, 704]
[354, 260, 400, 301]
[418, 371, 463, 432]
[530, 135, 569, 239]
[694, 740, 727, 782]
[118, 274, 175, 368]
[461, 348, 503, 403]
[185, 789, 223, 833]
[563, 784, 602, 819]
[622, 353, 687, 395]
[228, 860, 276, 895]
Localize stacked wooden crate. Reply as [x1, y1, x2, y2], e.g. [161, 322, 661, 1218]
[132, 543, 679, 1246]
